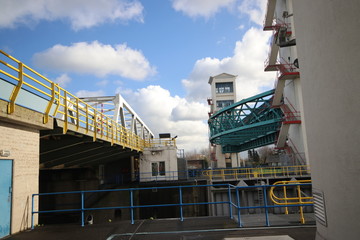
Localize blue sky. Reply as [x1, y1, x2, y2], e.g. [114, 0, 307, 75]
[0, 0, 275, 152]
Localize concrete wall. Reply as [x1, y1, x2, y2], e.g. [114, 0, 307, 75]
[293, 0, 360, 239]
[0, 121, 39, 234]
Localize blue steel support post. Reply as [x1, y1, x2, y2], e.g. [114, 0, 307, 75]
[263, 186, 270, 226]
[81, 191, 85, 227]
[236, 188, 242, 227]
[31, 194, 35, 229]
[130, 190, 134, 224]
[179, 187, 184, 221]
[228, 185, 233, 219]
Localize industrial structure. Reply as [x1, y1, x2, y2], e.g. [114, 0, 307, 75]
[208, 0, 306, 167]
[0, 51, 313, 238]
[263, 0, 305, 166]
[207, 0, 360, 239]
[1, 0, 359, 239]
[0, 50, 177, 238]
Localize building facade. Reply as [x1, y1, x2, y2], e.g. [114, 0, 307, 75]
[0, 100, 54, 237]
[139, 140, 178, 182]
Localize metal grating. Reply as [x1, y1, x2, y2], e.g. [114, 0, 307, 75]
[313, 188, 327, 226]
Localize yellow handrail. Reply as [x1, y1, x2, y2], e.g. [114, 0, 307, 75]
[269, 180, 313, 224]
[0, 50, 157, 152]
[202, 165, 310, 180]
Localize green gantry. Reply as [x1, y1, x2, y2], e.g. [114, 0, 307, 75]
[208, 89, 283, 153]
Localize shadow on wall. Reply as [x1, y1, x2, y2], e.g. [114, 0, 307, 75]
[20, 196, 29, 231]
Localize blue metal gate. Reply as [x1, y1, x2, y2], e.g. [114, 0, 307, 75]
[0, 160, 12, 238]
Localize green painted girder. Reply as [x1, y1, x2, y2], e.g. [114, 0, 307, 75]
[208, 89, 283, 153]
[222, 132, 278, 153]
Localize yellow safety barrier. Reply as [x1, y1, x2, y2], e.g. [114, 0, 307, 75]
[202, 165, 310, 180]
[143, 138, 176, 148]
[0, 50, 169, 151]
[269, 180, 313, 224]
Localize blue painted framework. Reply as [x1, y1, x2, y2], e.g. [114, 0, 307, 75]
[31, 183, 313, 229]
[0, 160, 13, 238]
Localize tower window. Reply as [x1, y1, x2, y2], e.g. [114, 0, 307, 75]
[216, 82, 233, 94]
[216, 100, 234, 108]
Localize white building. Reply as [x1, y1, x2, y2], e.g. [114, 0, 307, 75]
[264, 0, 360, 239]
[208, 73, 240, 168]
[139, 138, 178, 182]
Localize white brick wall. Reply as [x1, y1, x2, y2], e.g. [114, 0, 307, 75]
[0, 121, 39, 234]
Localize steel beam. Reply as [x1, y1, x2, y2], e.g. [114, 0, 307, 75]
[209, 89, 283, 153]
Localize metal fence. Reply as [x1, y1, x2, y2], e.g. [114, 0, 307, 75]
[31, 182, 313, 229]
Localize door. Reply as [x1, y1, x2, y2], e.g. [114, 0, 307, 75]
[0, 160, 12, 238]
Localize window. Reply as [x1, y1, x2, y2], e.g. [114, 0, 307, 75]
[216, 100, 234, 108]
[152, 162, 165, 176]
[151, 163, 158, 176]
[216, 82, 233, 94]
[159, 162, 165, 176]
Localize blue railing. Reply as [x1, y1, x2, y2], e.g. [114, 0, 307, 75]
[31, 183, 313, 229]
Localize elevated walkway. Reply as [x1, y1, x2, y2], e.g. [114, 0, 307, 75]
[0, 50, 161, 169]
[0, 50, 154, 153]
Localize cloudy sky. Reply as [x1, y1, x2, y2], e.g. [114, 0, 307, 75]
[0, 0, 275, 152]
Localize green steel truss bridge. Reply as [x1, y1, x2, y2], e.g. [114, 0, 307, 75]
[208, 89, 283, 153]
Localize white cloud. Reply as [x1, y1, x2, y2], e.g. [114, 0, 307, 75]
[32, 41, 156, 80]
[76, 89, 105, 98]
[54, 73, 71, 87]
[0, 0, 144, 30]
[238, 0, 267, 25]
[172, 0, 236, 19]
[119, 85, 209, 151]
[171, 101, 208, 121]
[182, 27, 274, 102]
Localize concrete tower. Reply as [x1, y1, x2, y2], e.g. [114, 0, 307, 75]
[208, 73, 239, 168]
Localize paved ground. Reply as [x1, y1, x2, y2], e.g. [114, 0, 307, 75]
[6, 216, 316, 240]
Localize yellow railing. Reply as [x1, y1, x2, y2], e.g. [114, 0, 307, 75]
[270, 180, 313, 224]
[202, 165, 310, 180]
[0, 50, 155, 151]
[144, 138, 176, 148]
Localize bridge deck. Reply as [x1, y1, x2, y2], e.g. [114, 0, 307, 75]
[0, 50, 155, 152]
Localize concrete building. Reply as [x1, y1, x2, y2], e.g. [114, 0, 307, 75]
[139, 138, 178, 182]
[208, 73, 240, 168]
[264, 0, 360, 239]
